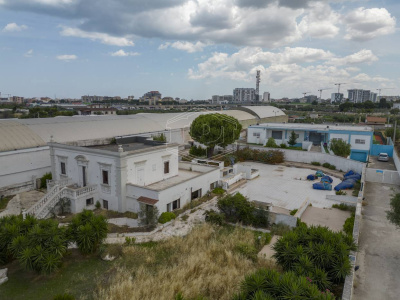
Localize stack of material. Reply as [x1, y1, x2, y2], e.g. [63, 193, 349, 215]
[334, 170, 361, 191]
[313, 182, 332, 191]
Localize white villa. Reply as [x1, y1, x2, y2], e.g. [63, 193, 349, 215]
[28, 137, 222, 218]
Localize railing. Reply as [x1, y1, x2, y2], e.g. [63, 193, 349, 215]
[26, 185, 60, 216]
[76, 184, 97, 197]
[47, 178, 73, 191]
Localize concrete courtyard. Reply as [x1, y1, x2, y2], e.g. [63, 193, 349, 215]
[236, 162, 342, 210]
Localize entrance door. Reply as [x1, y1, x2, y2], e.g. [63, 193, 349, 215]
[82, 166, 87, 187]
[309, 132, 322, 145]
[137, 168, 144, 186]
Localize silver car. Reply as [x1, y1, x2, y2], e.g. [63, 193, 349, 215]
[378, 153, 389, 162]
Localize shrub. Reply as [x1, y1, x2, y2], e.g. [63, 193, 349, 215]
[335, 190, 346, 196]
[204, 209, 225, 225]
[265, 137, 277, 148]
[40, 172, 52, 189]
[189, 145, 207, 157]
[328, 164, 336, 170]
[332, 203, 355, 212]
[158, 212, 176, 224]
[153, 133, 166, 142]
[217, 193, 269, 228]
[322, 162, 331, 168]
[343, 213, 355, 235]
[329, 139, 351, 158]
[288, 130, 298, 147]
[235, 243, 258, 262]
[290, 209, 298, 216]
[273, 224, 356, 291]
[280, 143, 287, 148]
[311, 161, 321, 166]
[53, 294, 75, 300]
[95, 201, 101, 209]
[235, 147, 284, 164]
[352, 180, 361, 197]
[387, 193, 400, 227]
[270, 223, 291, 236]
[234, 269, 336, 299]
[212, 187, 225, 195]
[125, 236, 136, 246]
[138, 204, 160, 228]
[67, 210, 108, 255]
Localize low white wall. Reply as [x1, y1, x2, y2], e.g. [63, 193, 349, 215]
[108, 217, 139, 228]
[365, 168, 400, 185]
[294, 198, 310, 218]
[392, 149, 400, 177]
[325, 195, 358, 205]
[0, 147, 51, 195]
[243, 145, 365, 173]
[270, 212, 297, 228]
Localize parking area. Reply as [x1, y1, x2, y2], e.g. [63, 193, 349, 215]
[353, 182, 400, 300]
[236, 162, 342, 210]
[368, 156, 397, 171]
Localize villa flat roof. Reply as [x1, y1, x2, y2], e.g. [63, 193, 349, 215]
[249, 123, 373, 132]
[86, 142, 158, 152]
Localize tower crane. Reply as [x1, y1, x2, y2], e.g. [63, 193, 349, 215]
[334, 83, 347, 94]
[376, 88, 394, 97]
[318, 88, 331, 101]
[302, 92, 311, 98]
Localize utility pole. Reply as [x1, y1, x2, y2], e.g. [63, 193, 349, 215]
[393, 120, 397, 145]
[255, 70, 260, 103]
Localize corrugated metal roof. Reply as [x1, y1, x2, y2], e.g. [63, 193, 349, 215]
[0, 120, 46, 151]
[241, 106, 285, 119]
[0, 107, 282, 152]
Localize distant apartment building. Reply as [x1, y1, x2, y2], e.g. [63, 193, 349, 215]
[11, 96, 24, 104]
[262, 92, 270, 103]
[162, 97, 175, 102]
[212, 95, 233, 104]
[305, 95, 318, 103]
[348, 89, 371, 103]
[81, 95, 104, 102]
[233, 88, 256, 103]
[143, 91, 161, 99]
[369, 92, 377, 103]
[127, 96, 135, 100]
[331, 93, 344, 103]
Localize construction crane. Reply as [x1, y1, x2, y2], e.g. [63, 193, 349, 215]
[0, 92, 11, 99]
[302, 92, 311, 98]
[318, 88, 331, 101]
[334, 83, 347, 94]
[376, 88, 394, 97]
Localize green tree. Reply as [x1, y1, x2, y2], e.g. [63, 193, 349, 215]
[288, 130, 297, 147]
[390, 108, 400, 115]
[387, 193, 400, 227]
[385, 127, 400, 142]
[265, 137, 277, 148]
[329, 139, 351, 158]
[138, 204, 160, 228]
[189, 114, 242, 158]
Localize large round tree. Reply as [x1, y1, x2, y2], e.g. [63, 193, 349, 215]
[190, 113, 242, 158]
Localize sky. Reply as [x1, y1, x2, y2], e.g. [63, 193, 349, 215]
[0, 0, 399, 100]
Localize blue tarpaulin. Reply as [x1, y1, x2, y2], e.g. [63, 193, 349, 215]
[321, 176, 333, 184]
[313, 182, 332, 190]
[315, 170, 324, 177]
[307, 174, 317, 180]
[334, 179, 356, 191]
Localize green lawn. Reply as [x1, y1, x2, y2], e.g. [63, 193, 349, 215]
[0, 250, 115, 300]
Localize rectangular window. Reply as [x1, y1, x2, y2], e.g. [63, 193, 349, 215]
[102, 170, 109, 185]
[164, 161, 170, 174]
[60, 162, 66, 175]
[253, 132, 260, 137]
[167, 203, 171, 212]
[210, 181, 218, 190]
[103, 200, 109, 210]
[86, 198, 94, 206]
[271, 131, 283, 139]
[355, 139, 365, 144]
[172, 199, 180, 210]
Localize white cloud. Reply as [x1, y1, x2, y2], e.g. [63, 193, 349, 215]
[344, 7, 396, 41]
[110, 49, 140, 57]
[2, 23, 28, 32]
[60, 27, 134, 46]
[328, 49, 378, 66]
[56, 54, 77, 61]
[24, 49, 33, 57]
[159, 41, 209, 53]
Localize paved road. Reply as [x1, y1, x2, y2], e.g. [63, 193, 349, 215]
[353, 182, 400, 300]
[368, 156, 397, 171]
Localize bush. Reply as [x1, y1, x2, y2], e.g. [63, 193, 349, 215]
[335, 190, 346, 195]
[95, 201, 101, 209]
[265, 137, 277, 148]
[352, 180, 361, 197]
[290, 209, 298, 216]
[280, 143, 287, 148]
[53, 294, 75, 300]
[158, 212, 176, 224]
[322, 162, 331, 168]
[204, 209, 225, 225]
[332, 203, 355, 212]
[189, 145, 207, 157]
[40, 172, 52, 189]
[329, 139, 351, 158]
[273, 224, 356, 291]
[67, 210, 108, 255]
[217, 193, 269, 228]
[235, 147, 284, 164]
[153, 133, 166, 142]
[125, 237, 136, 246]
[311, 161, 321, 166]
[212, 187, 225, 195]
[387, 193, 400, 227]
[328, 165, 336, 170]
[270, 223, 291, 236]
[235, 243, 258, 262]
[343, 213, 355, 235]
[234, 269, 336, 299]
